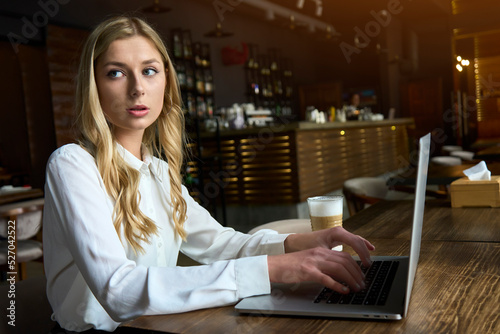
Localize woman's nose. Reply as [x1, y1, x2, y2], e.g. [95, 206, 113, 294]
[129, 74, 145, 97]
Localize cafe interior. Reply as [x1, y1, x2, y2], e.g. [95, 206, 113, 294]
[1, 0, 499, 333]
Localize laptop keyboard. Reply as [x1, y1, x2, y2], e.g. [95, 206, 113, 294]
[314, 261, 399, 306]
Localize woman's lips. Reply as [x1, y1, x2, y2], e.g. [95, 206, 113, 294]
[127, 105, 149, 117]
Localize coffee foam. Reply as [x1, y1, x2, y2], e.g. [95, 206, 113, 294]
[308, 196, 343, 217]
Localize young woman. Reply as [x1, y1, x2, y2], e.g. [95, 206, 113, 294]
[43, 16, 374, 332]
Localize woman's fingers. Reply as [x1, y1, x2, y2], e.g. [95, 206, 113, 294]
[327, 227, 374, 268]
[273, 227, 376, 294]
[319, 251, 365, 292]
[297, 256, 357, 295]
[268, 247, 368, 295]
[315, 273, 351, 294]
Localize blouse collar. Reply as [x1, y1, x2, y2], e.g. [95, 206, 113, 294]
[116, 143, 163, 182]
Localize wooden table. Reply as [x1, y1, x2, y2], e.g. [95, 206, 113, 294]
[474, 145, 500, 161]
[0, 188, 43, 205]
[388, 162, 500, 186]
[345, 199, 500, 243]
[123, 199, 500, 333]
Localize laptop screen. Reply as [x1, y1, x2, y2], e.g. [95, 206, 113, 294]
[404, 133, 430, 316]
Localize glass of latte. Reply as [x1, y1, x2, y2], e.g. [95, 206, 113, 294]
[307, 195, 344, 251]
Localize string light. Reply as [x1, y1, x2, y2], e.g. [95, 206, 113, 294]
[455, 55, 469, 72]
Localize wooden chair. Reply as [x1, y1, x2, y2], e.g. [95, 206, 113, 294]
[430, 156, 463, 194]
[343, 177, 447, 216]
[343, 177, 416, 216]
[0, 198, 44, 281]
[430, 156, 462, 166]
[441, 145, 463, 155]
[450, 150, 475, 161]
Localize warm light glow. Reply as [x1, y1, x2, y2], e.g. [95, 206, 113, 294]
[456, 64, 463, 72]
[456, 55, 462, 62]
[315, 4, 323, 16]
[266, 9, 275, 20]
[461, 59, 470, 66]
[340, 130, 345, 136]
[391, 126, 396, 131]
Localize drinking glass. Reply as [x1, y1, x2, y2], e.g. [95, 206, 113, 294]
[307, 195, 343, 251]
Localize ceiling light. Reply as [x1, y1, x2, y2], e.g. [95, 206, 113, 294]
[248, 0, 340, 37]
[141, 0, 171, 14]
[204, 23, 234, 38]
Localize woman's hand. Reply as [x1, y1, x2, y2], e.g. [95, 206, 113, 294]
[267, 227, 375, 294]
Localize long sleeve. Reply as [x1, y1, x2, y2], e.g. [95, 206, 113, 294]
[43, 144, 287, 332]
[180, 186, 288, 263]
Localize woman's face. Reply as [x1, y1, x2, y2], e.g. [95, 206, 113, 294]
[95, 35, 166, 141]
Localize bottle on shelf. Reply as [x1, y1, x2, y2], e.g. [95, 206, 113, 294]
[172, 29, 183, 59]
[185, 61, 195, 91]
[201, 43, 211, 68]
[193, 42, 203, 67]
[259, 54, 273, 109]
[172, 29, 216, 121]
[195, 68, 205, 95]
[206, 96, 214, 118]
[269, 48, 283, 99]
[243, 45, 295, 119]
[175, 60, 187, 90]
[182, 30, 193, 60]
[204, 69, 214, 95]
[196, 95, 207, 118]
[244, 44, 260, 107]
[187, 92, 196, 117]
[282, 57, 294, 99]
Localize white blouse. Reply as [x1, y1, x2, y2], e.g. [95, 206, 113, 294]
[43, 144, 288, 332]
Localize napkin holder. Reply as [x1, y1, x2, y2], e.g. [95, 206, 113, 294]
[450, 176, 500, 208]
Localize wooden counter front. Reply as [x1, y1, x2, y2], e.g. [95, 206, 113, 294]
[194, 119, 413, 205]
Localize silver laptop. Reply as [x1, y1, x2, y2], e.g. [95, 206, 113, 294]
[235, 133, 431, 320]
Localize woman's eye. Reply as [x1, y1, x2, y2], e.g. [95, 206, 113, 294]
[143, 68, 158, 76]
[107, 70, 124, 78]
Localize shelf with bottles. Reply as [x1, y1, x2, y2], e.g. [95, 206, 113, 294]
[171, 29, 215, 121]
[244, 44, 295, 118]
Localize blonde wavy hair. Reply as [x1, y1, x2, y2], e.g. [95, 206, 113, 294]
[75, 16, 187, 253]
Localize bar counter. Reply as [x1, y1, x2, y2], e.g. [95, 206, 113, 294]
[194, 118, 414, 205]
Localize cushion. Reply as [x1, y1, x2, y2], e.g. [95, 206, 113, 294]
[0, 240, 43, 263]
